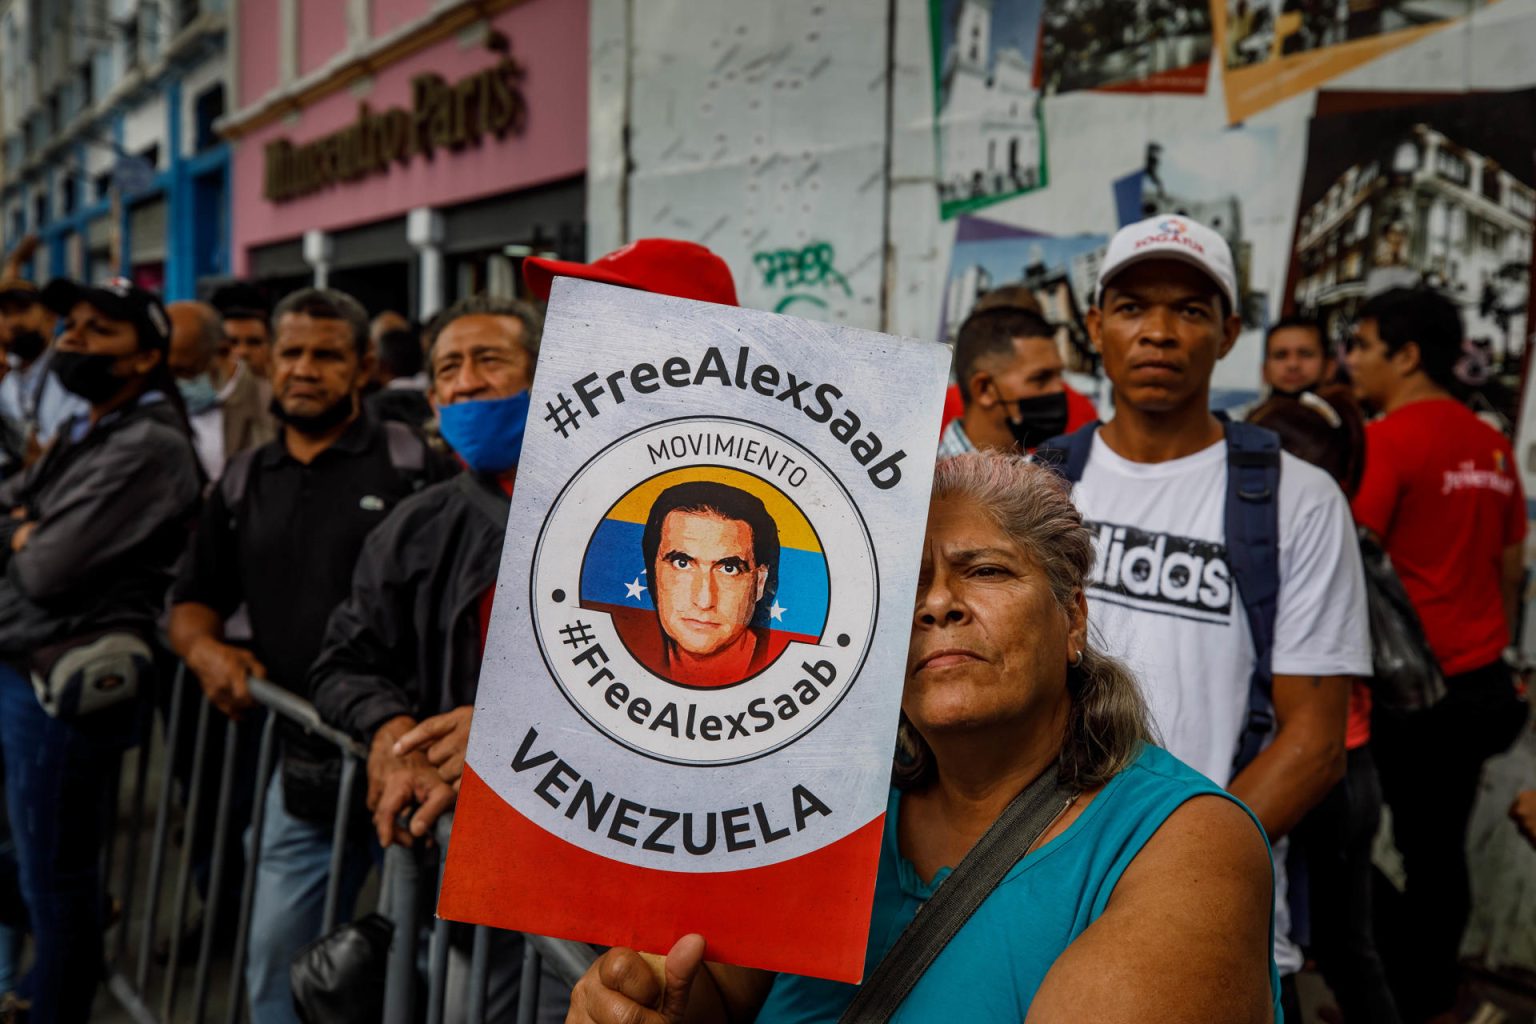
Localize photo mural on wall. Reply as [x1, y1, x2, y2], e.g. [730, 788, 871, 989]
[928, 0, 1050, 218]
[1036, 0, 1214, 94]
[1213, 0, 1491, 122]
[1286, 88, 1535, 425]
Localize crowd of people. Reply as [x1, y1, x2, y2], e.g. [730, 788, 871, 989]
[0, 211, 1528, 1024]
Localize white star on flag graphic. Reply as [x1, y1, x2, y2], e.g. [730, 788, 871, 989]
[625, 577, 647, 600]
[770, 600, 787, 622]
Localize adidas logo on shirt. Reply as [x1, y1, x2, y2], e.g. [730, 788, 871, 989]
[1085, 521, 1233, 624]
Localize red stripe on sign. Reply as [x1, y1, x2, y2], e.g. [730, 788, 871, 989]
[438, 766, 883, 983]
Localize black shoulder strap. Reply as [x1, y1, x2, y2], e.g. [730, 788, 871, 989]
[837, 768, 1076, 1023]
[219, 447, 261, 510]
[1221, 419, 1283, 774]
[454, 472, 511, 529]
[381, 419, 428, 483]
[1032, 420, 1101, 483]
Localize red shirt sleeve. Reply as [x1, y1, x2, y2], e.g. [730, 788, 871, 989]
[1352, 421, 1400, 539]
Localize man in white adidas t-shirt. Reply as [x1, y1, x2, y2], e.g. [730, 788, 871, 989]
[1064, 215, 1370, 1005]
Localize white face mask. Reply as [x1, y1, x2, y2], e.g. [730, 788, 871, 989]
[177, 372, 220, 414]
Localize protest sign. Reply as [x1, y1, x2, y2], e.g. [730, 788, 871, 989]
[438, 279, 951, 982]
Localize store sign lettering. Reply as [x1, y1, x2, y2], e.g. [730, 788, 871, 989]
[263, 56, 527, 203]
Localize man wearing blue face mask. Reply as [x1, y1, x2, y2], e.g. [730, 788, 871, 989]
[313, 240, 738, 1022]
[311, 292, 543, 827]
[310, 293, 560, 1022]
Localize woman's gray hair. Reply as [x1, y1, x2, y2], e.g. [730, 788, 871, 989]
[895, 450, 1155, 792]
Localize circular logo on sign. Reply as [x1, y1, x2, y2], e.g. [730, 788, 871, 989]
[530, 417, 877, 767]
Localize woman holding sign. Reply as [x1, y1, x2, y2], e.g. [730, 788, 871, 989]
[567, 450, 1279, 1023]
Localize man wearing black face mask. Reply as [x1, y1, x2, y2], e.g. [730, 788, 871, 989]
[0, 277, 202, 1022]
[937, 306, 1089, 457]
[167, 287, 455, 1024]
[0, 279, 88, 477]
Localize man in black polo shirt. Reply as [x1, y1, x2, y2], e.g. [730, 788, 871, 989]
[168, 287, 454, 1024]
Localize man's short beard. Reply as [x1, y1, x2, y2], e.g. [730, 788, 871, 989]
[270, 392, 357, 437]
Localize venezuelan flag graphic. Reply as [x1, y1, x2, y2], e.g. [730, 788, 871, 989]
[579, 467, 829, 686]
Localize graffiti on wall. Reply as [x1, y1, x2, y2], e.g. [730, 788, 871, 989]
[754, 240, 854, 314]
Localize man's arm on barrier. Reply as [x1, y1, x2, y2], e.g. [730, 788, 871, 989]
[1027, 794, 1274, 1024]
[169, 484, 260, 719]
[170, 602, 264, 719]
[368, 713, 455, 847]
[1226, 674, 1348, 840]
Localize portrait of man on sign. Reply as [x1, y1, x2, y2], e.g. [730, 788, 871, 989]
[639, 480, 781, 688]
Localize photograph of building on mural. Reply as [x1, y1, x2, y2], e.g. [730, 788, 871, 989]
[1288, 88, 1536, 424]
[1110, 129, 1280, 329]
[928, 0, 1048, 219]
[1034, 0, 1213, 94]
[1222, 0, 1474, 67]
[940, 215, 1109, 376]
[1212, 0, 1482, 121]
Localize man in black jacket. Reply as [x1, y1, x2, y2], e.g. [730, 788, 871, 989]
[0, 278, 202, 1023]
[168, 287, 454, 1024]
[311, 294, 543, 843]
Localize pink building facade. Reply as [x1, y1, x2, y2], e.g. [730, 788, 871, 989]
[224, 0, 587, 318]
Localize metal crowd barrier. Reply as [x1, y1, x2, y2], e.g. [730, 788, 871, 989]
[101, 665, 599, 1023]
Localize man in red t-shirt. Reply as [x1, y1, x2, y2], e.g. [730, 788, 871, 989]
[1347, 286, 1530, 1024]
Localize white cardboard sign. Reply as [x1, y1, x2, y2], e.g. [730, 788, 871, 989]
[440, 279, 950, 981]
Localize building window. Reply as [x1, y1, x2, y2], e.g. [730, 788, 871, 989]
[33, 193, 48, 229]
[78, 60, 94, 109]
[1478, 221, 1502, 253]
[176, 0, 202, 31]
[122, 11, 138, 65]
[94, 170, 112, 202]
[140, 3, 161, 63]
[139, 143, 160, 171]
[194, 84, 224, 152]
[1481, 167, 1502, 205]
[1434, 148, 1470, 188]
[62, 174, 77, 215]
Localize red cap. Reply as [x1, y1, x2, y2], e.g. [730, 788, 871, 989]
[523, 238, 739, 307]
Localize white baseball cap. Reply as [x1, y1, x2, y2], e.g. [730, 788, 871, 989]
[1095, 214, 1239, 315]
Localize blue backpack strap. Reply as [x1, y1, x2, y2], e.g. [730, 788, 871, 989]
[1031, 420, 1101, 483]
[1222, 419, 1283, 775]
